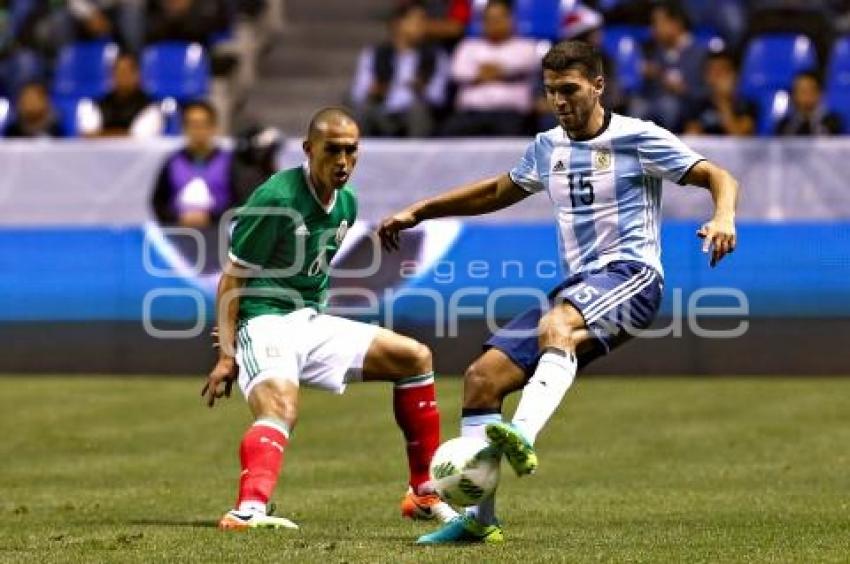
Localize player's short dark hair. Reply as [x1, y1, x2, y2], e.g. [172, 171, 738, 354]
[542, 41, 604, 79]
[651, 0, 691, 30]
[307, 106, 358, 139]
[182, 100, 218, 124]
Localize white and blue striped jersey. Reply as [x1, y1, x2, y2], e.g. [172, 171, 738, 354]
[509, 111, 705, 279]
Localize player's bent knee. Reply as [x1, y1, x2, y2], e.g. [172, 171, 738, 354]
[463, 362, 502, 407]
[538, 310, 583, 351]
[410, 342, 433, 375]
[249, 379, 299, 427]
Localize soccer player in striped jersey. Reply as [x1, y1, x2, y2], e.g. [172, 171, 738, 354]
[203, 108, 457, 531]
[379, 41, 739, 544]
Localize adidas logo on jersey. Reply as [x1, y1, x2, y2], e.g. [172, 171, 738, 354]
[552, 160, 566, 173]
[295, 224, 310, 236]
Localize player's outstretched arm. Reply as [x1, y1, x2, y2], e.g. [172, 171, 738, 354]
[379, 174, 529, 251]
[202, 260, 249, 407]
[681, 160, 739, 267]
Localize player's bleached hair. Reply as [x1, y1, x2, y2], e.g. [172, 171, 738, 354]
[542, 41, 604, 80]
[307, 106, 359, 139]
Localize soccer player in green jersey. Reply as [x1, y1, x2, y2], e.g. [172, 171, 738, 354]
[202, 108, 457, 530]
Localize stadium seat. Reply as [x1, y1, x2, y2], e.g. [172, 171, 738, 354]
[0, 98, 10, 136]
[692, 26, 725, 52]
[142, 42, 210, 101]
[51, 96, 102, 137]
[53, 41, 119, 99]
[467, 0, 560, 39]
[826, 36, 850, 133]
[754, 89, 790, 136]
[601, 26, 646, 94]
[159, 97, 183, 136]
[739, 34, 817, 100]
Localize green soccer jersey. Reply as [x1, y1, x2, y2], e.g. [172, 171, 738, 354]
[228, 164, 357, 321]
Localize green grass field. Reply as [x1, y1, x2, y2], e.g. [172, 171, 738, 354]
[0, 376, 848, 563]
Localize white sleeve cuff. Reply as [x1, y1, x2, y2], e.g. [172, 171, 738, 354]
[509, 170, 540, 194]
[228, 250, 262, 270]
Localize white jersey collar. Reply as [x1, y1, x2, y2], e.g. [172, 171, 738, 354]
[302, 162, 338, 214]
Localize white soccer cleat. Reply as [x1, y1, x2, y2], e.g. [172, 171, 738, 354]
[218, 509, 299, 531]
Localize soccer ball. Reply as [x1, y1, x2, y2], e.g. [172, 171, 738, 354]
[429, 437, 500, 507]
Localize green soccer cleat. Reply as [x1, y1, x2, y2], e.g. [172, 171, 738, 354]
[416, 515, 504, 545]
[485, 422, 538, 476]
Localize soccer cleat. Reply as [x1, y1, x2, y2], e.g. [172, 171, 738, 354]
[401, 487, 459, 523]
[485, 422, 538, 476]
[218, 509, 299, 531]
[416, 515, 504, 545]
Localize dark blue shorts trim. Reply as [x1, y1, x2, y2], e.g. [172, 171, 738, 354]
[485, 261, 663, 375]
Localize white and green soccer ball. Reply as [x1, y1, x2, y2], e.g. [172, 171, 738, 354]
[429, 437, 500, 507]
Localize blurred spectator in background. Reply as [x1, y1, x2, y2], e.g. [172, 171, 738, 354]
[684, 51, 755, 136]
[565, 5, 625, 110]
[683, 0, 746, 49]
[152, 101, 235, 227]
[66, 0, 144, 52]
[82, 52, 162, 137]
[776, 71, 843, 136]
[442, 0, 538, 136]
[145, 0, 230, 47]
[231, 124, 283, 205]
[536, 4, 626, 130]
[351, 3, 448, 137]
[3, 81, 64, 137]
[632, 1, 707, 132]
[0, 0, 57, 97]
[413, 0, 471, 49]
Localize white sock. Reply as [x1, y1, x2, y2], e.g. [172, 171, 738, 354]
[511, 349, 577, 445]
[461, 412, 501, 526]
[237, 500, 267, 515]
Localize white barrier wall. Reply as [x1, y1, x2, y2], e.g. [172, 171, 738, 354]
[0, 137, 848, 226]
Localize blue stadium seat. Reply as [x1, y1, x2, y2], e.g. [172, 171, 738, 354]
[467, 0, 560, 39]
[602, 24, 650, 48]
[693, 26, 725, 52]
[142, 42, 210, 101]
[54, 41, 119, 99]
[826, 36, 850, 133]
[601, 26, 646, 94]
[51, 97, 85, 137]
[0, 98, 11, 136]
[755, 89, 790, 136]
[159, 97, 183, 136]
[739, 34, 817, 100]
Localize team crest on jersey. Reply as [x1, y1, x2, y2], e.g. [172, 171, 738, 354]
[594, 148, 612, 170]
[335, 220, 349, 244]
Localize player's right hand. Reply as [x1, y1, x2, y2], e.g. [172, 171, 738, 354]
[378, 210, 419, 252]
[202, 357, 238, 407]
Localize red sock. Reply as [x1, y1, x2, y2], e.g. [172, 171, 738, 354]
[393, 373, 440, 492]
[236, 419, 289, 513]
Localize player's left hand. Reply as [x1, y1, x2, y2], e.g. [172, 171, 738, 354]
[378, 210, 419, 252]
[202, 357, 238, 407]
[697, 216, 736, 267]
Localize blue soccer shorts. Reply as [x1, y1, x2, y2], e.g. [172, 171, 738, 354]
[485, 260, 663, 375]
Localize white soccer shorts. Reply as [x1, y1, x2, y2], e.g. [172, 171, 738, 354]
[235, 308, 380, 398]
